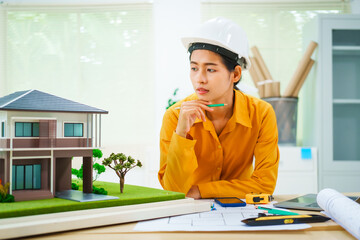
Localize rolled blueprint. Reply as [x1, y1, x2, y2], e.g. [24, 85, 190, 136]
[317, 188, 360, 239]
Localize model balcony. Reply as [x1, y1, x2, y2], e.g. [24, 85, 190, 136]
[0, 138, 93, 149]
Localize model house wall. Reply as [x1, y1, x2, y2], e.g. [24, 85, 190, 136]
[0, 111, 6, 140]
[6, 111, 91, 138]
[1, 112, 93, 149]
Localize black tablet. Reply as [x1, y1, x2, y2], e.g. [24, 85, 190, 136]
[274, 194, 359, 211]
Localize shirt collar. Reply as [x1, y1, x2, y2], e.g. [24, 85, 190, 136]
[193, 90, 252, 128]
[234, 90, 252, 128]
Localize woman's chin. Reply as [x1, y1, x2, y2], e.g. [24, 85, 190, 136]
[195, 91, 210, 99]
[196, 95, 210, 101]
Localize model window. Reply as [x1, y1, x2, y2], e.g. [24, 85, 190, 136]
[15, 122, 39, 137]
[12, 164, 41, 190]
[64, 123, 83, 137]
[1, 122, 4, 137]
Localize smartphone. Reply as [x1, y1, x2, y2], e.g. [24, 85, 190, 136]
[214, 197, 246, 207]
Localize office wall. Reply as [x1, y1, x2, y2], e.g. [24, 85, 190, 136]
[351, 0, 360, 13]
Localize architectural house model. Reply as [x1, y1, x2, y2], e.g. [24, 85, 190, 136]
[0, 90, 108, 201]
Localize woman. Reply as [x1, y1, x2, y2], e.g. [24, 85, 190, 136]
[158, 17, 279, 199]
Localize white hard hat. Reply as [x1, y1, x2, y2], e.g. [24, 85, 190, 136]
[181, 17, 251, 70]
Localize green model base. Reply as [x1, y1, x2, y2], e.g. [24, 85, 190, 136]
[0, 181, 185, 219]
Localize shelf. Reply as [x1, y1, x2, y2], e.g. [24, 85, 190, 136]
[333, 46, 360, 56]
[333, 99, 360, 104]
[333, 29, 360, 47]
[333, 104, 360, 161]
[333, 46, 360, 51]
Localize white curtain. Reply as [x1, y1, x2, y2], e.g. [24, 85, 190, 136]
[2, 5, 155, 145]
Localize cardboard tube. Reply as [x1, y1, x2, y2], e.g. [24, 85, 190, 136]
[283, 41, 318, 97]
[272, 81, 281, 97]
[251, 57, 266, 82]
[251, 57, 266, 98]
[251, 46, 273, 80]
[264, 81, 274, 98]
[262, 81, 280, 98]
[257, 81, 265, 98]
[292, 59, 315, 97]
[249, 57, 260, 87]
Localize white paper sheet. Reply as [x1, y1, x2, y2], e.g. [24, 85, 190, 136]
[317, 188, 360, 239]
[134, 200, 311, 232]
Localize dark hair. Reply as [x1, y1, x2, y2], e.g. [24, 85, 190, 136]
[219, 55, 241, 90]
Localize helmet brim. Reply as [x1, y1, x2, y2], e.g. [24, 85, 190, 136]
[181, 37, 251, 70]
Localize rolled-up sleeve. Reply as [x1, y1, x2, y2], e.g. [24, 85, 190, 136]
[158, 109, 199, 194]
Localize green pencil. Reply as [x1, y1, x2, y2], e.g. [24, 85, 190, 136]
[207, 104, 227, 107]
[256, 206, 299, 215]
[175, 103, 227, 110]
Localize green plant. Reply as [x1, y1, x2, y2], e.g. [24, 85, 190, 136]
[72, 165, 83, 181]
[102, 153, 142, 193]
[93, 163, 106, 182]
[166, 88, 179, 109]
[0, 194, 15, 203]
[93, 149, 103, 159]
[0, 179, 15, 203]
[92, 149, 106, 182]
[92, 185, 107, 195]
[71, 182, 79, 190]
[71, 149, 106, 183]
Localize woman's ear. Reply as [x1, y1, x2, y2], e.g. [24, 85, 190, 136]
[232, 65, 242, 84]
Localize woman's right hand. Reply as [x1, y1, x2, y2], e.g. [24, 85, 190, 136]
[175, 100, 214, 138]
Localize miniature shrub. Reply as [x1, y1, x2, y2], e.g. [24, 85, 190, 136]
[71, 182, 79, 190]
[0, 194, 15, 203]
[0, 179, 15, 202]
[92, 186, 107, 195]
[93, 149, 103, 159]
[93, 163, 106, 182]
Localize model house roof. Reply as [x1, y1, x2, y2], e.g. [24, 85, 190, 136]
[0, 89, 108, 114]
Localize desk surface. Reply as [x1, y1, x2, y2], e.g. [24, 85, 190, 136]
[23, 194, 357, 240]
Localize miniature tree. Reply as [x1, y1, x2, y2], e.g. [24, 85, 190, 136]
[102, 153, 142, 193]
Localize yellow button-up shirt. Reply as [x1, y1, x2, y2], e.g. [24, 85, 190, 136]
[158, 90, 279, 198]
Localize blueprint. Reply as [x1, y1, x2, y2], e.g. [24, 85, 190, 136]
[134, 200, 311, 231]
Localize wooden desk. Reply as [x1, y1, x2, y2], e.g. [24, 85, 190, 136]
[23, 195, 357, 240]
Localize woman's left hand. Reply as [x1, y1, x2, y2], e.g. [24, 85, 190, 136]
[186, 185, 201, 199]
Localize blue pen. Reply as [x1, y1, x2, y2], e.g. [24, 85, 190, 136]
[211, 203, 217, 211]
